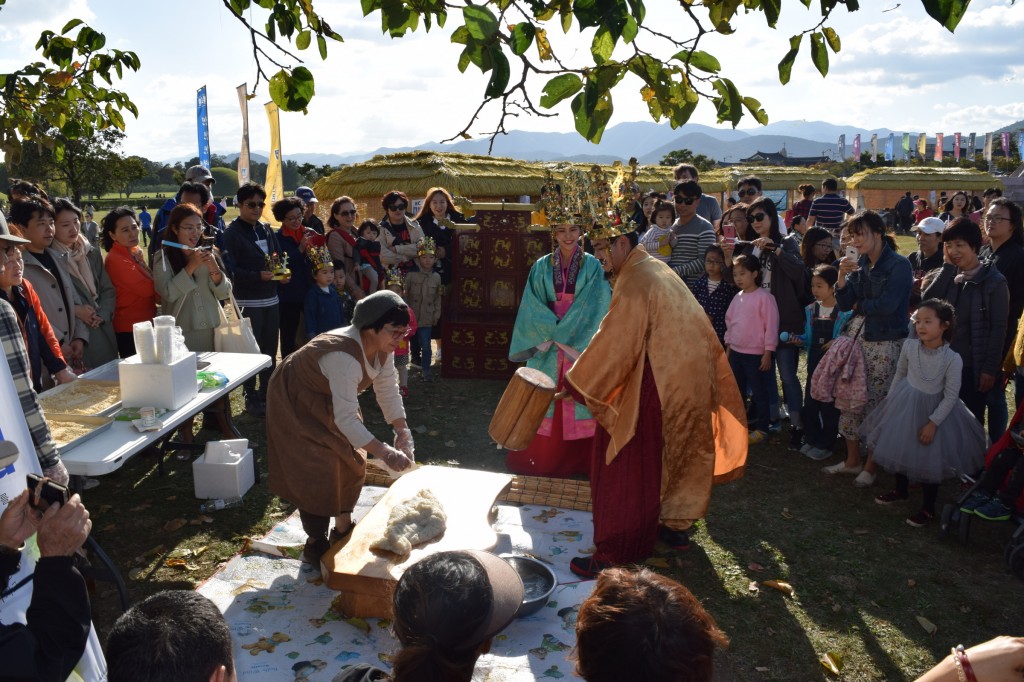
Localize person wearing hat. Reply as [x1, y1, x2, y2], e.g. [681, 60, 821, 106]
[295, 186, 325, 235]
[561, 215, 747, 578]
[508, 172, 611, 478]
[0, 226, 71, 484]
[909, 216, 945, 279]
[266, 289, 416, 565]
[334, 550, 524, 682]
[913, 197, 933, 225]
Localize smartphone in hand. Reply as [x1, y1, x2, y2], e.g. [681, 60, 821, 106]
[26, 473, 70, 511]
[844, 246, 859, 261]
[721, 223, 737, 241]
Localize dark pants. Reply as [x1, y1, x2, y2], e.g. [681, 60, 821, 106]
[115, 331, 136, 359]
[960, 364, 989, 428]
[415, 326, 433, 374]
[279, 301, 302, 358]
[895, 473, 938, 515]
[243, 304, 279, 402]
[730, 351, 773, 433]
[977, 448, 1024, 507]
[802, 349, 840, 450]
[986, 384, 1009, 444]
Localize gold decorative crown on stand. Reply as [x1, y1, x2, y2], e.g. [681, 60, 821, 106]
[308, 245, 333, 272]
[590, 158, 640, 242]
[385, 266, 405, 289]
[538, 164, 609, 230]
[416, 236, 436, 257]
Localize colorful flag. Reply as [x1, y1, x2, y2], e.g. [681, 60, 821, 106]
[934, 133, 944, 162]
[1002, 132, 1011, 158]
[196, 85, 211, 169]
[953, 132, 961, 162]
[870, 134, 878, 162]
[984, 133, 993, 162]
[917, 133, 927, 158]
[838, 134, 846, 160]
[263, 101, 284, 224]
[1018, 132, 1024, 160]
[968, 133, 976, 160]
[853, 134, 861, 160]
[885, 133, 894, 161]
[902, 133, 910, 159]
[237, 84, 251, 189]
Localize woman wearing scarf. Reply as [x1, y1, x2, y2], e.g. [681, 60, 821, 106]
[507, 218, 611, 477]
[273, 196, 326, 358]
[411, 187, 465, 365]
[52, 198, 118, 368]
[102, 207, 157, 358]
[378, 191, 424, 275]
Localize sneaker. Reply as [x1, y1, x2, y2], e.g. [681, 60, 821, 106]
[959, 491, 992, 515]
[974, 498, 1013, 522]
[569, 556, 612, 579]
[245, 399, 266, 418]
[768, 420, 781, 434]
[822, 462, 863, 475]
[905, 509, 935, 527]
[799, 443, 814, 455]
[805, 446, 834, 461]
[788, 428, 804, 451]
[853, 470, 877, 488]
[658, 525, 691, 550]
[875, 490, 909, 505]
[748, 430, 768, 445]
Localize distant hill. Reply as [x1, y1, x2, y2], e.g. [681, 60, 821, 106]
[163, 118, 1020, 167]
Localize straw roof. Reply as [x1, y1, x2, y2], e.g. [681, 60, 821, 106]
[844, 167, 1003, 190]
[706, 166, 837, 191]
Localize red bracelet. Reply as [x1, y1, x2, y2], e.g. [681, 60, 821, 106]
[952, 644, 978, 682]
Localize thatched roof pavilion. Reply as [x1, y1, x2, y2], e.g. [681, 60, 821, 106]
[843, 167, 1003, 210]
[705, 165, 837, 192]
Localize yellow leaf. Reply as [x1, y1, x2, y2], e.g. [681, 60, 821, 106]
[916, 616, 937, 635]
[644, 557, 670, 568]
[163, 518, 187, 532]
[536, 28, 552, 61]
[762, 580, 795, 597]
[164, 557, 189, 569]
[819, 652, 844, 675]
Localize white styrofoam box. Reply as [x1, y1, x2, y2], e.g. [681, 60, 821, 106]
[118, 352, 198, 410]
[193, 447, 255, 500]
[205, 439, 249, 463]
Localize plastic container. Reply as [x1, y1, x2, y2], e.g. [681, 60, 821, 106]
[192, 444, 255, 500]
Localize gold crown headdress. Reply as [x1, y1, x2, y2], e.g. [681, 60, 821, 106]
[308, 245, 333, 273]
[539, 164, 605, 230]
[591, 158, 640, 241]
[385, 266, 405, 289]
[416, 236, 437, 257]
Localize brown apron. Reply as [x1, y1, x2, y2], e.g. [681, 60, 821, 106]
[267, 333, 379, 517]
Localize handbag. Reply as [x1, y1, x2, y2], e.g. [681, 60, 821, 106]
[214, 292, 261, 354]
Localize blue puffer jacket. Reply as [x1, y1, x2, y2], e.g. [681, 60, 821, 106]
[835, 244, 912, 342]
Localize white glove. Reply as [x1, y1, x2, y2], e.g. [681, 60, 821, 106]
[394, 428, 415, 461]
[375, 444, 414, 479]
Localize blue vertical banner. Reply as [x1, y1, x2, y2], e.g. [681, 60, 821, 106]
[197, 85, 211, 169]
[1017, 132, 1023, 160]
[885, 133, 894, 161]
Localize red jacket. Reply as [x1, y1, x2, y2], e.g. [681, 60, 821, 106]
[104, 243, 157, 332]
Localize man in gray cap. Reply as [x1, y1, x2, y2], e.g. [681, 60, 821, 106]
[295, 186, 325, 235]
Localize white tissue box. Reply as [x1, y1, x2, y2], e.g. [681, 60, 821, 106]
[193, 445, 255, 500]
[118, 352, 198, 409]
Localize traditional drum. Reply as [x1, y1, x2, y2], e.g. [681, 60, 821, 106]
[488, 367, 556, 451]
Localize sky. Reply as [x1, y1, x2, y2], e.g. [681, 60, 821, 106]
[1, 0, 1022, 162]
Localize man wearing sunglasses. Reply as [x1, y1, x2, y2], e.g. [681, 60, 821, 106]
[667, 181, 716, 285]
[562, 220, 747, 578]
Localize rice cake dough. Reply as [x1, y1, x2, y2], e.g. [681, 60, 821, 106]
[370, 488, 447, 556]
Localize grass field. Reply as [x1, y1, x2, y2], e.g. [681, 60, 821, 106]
[67, 228, 1024, 680]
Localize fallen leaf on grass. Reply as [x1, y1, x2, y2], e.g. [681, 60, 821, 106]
[413, 425, 428, 434]
[99, 504, 112, 513]
[165, 495, 177, 501]
[163, 518, 187, 532]
[748, 581, 759, 593]
[444, 440, 456, 447]
[916, 616, 937, 635]
[427, 430, 440, 437]
[748, 562, 765, 572]
[644, 557, 670, 568]
[133, 545, 165, 564]
[819, 652, 844, 675]
[781, 510, 795, 520]
[832, 604, 842, 613]
[755, 667, 769, 673]
[128, 567, 143, 580]
[164, 557, 194, 570]
[907, 579, 916, 587]
[761, 580, 795, 597]
[129, 503, 151, 512]
[959, 605, 971, 614]
[98, 523, 116, 533]
[853, 529, 869, 535]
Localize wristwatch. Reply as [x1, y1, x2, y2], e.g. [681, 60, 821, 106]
[0, 542, 24, 556]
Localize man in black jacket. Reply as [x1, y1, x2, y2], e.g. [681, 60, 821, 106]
[0, 488, 93, 682]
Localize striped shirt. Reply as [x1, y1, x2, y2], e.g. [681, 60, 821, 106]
[668, 215, 716, 284]
[808, 193, 854, 232]
[0, 298, 60, 469]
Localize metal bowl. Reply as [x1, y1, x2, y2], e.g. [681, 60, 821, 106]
[502, 554, 558, 618]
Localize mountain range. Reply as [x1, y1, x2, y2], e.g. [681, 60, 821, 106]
[177, 118, 1024, 167]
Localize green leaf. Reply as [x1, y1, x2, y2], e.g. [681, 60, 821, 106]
[296, 29, 311, 50]
[485, 47, 510, 98]
[268, 66, 316, 112]
[622, 15, 638, 43]
[317, 34, 327, 59]
[778, 34, 801, 84]
[509, 23, 535, 56]
[712, 77, 743, 127]
[922, 0, 970, 31]
[570, 87, 614, 143]
[61, 19, 84, 34]
[742, 96, 769, 125]
[809, 31, 829, 77]
[451, 25, 470, 44]
[762, 0, 781, 27]
[463, 4, 499, 40]
[591, 27, 614, 65]
[540, 73, 583, 108]
[823, 27, 841, 52]
[674, 49, 721, 73]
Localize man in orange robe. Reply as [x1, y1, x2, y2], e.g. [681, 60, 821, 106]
[565, 225, 748, 577]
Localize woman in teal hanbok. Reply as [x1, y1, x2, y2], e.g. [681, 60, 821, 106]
[508, 222, 611, 477]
